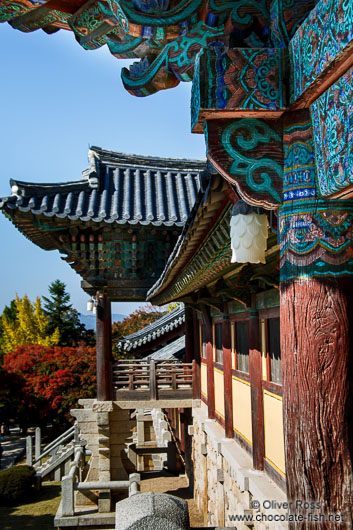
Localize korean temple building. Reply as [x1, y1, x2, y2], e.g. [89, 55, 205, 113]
[2, 0, 353, 528]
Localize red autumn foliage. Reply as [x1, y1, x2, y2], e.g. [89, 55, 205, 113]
[3, 343, 96, 425]
[112, 306, 166, 357]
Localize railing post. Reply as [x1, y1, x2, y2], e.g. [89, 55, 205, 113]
[62, 475, 74, 516]
[150, 360, 157, 400]
[35, 427, 41, 463]
[172, 365, 177, 390]
[129, 473, 141, 496]
[192, 359, 199, 399]
[74, 422, 79, 444]
[167, 441, 177, 473]
[26, 435, 33, 466]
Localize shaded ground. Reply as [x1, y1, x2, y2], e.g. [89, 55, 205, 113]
[140, 470, 205, 527]
[0, 466, 204, 529]
[1, 431, 26, 470]
[0, 482, 61, 530]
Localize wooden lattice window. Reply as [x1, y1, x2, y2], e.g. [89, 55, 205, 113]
[268, 317, 281, 384]
[235, 320, 249, 373]
[215, 323, 223, 364]
[200, 322, 207, 360]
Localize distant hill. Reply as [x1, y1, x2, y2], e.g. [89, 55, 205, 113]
[80, 313, 126, 331]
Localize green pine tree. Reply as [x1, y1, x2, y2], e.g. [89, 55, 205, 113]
[43, 280, 94, 346]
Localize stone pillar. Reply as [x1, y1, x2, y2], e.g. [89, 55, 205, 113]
[35, 427, 41, 462]
[96, 292, 113, 401]
[280, 110, 353, 526]
[94, 401, 114, 513]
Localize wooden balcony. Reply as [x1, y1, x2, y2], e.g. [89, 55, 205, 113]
[113, 359, 196, 407]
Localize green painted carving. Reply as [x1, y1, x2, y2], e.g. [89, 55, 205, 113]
[121, 22, 224, 96]
[69, 1, 120, 50]
[280, 200, 353, 280]
[280, 110, 353, 281]
[115, 0, 202, 26]
[209, 0, 268, 28]
[290, 0, 353, 104]
[270, 0, 315, 47]
[206, 118, 283, 209]
[223, 120, 282, 203]
[191, 45, 285, 132]
[311, 65, 353, 198]
[1, 0, 273, 96]
[0, 0, 38, 22]
[9, 7, 70, 32]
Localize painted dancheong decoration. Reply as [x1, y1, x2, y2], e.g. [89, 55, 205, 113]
[3, 0, 353, 527]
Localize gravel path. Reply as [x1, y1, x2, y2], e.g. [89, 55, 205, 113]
[140, 471, 205, 527]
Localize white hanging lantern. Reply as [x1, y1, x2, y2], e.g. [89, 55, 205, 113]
[86, 298, 95, 312]
[230, 200, 268, 264]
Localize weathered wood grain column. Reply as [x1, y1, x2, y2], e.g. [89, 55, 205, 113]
[248, 307, 264, 471]
[222, 312, 233, 438]
[96, 291, 113, 401]
[280, 110, 353, 526]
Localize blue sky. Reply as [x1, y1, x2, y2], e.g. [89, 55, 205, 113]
[0, 23, 205, 316]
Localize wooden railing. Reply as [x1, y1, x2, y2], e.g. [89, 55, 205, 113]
[113, 359, 195, 401]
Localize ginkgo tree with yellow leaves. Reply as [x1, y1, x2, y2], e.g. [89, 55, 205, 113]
[1, 294, 60, 354]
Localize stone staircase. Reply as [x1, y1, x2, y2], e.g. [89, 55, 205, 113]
[30, 424, 85, 482]
[35, 440, 76, 481]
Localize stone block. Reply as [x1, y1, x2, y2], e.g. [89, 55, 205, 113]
[110, 420, 136, 434]
[78, 398, 95, 408]
[216, 469, 224, 483]
[236, 468, 249, 492]
[71, 409, 96, 422]
[110, 432, 133, 445]
[97, 412, 110, 425]
[115, 492, 189, 530]
[98, 434, 110, 446]
[98, 489, 111, 513]
[99, 470, 111, 482]
[93, 401, 114, 412]
[77, 422, 98, 435]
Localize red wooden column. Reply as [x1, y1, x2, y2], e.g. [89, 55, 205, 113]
[281, 278, 353, 521]
[280, 111, 353, 524]
[96, 291, 113, 401]
[201, 305, 215, 419]
[185, 305, 194, 363]
[193, 310, 201, 400]
[248, 309, 264, 471]
[222, 313, 233, 438]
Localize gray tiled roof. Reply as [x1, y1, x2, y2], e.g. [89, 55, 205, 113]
[0, 147, 205, 227]
[118, 304, 185, 351]
[147, 336, 185, 361]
